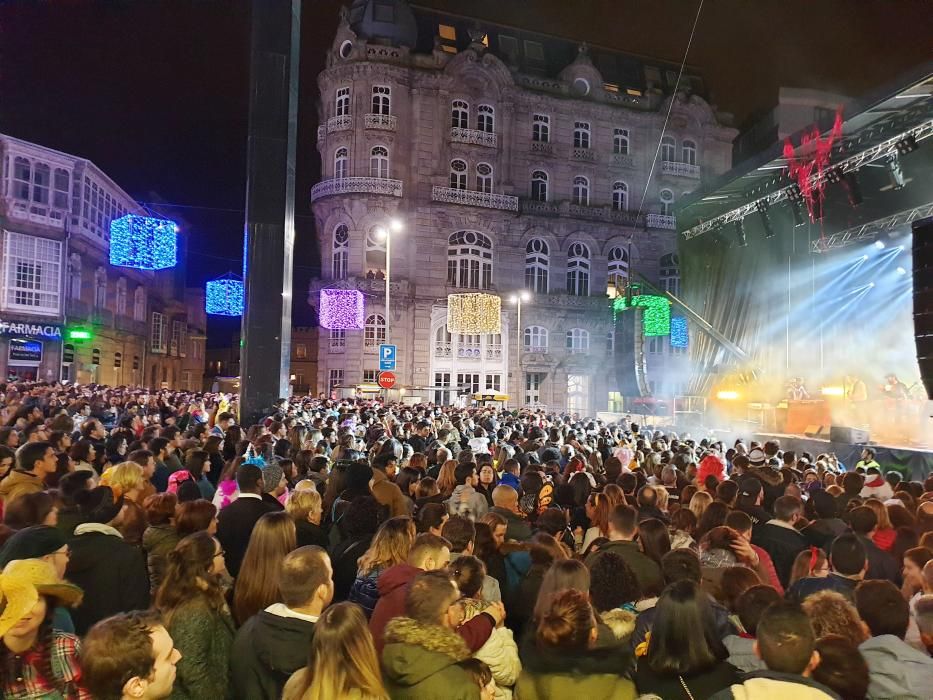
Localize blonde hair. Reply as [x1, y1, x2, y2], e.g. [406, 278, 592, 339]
[287, 489, 322, 522]
[655, 486, 669, 513]
[689, 491, 713, 522]
[801, 590, 869, 646]
[437, 460, 458, 498]
[357, 516, 415, 577]
[286, 602, 387, 700]
[100, 461, 144, 500]
[864, 498, 893, 530]
[293, 479, 318, 492]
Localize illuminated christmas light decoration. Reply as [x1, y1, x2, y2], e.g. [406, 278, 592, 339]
[670, 316, 688, 348]
[613, 294, 671, 336]
[109, 214, 178, 270]
[447, 293, 501, 334]
[319, 289, 365, 329]
[205, 275, 245, 316]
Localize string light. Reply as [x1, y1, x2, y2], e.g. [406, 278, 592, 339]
[447, 293, 501, 334]
[109, 214, 178, 270]
[319, 289, 365, 330]
[613, 294, 671, 336]
[205, 275, 245, 316]
[670, 316, 688, 348]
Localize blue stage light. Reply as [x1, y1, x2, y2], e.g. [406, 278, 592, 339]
[896, 267, 907, 275]
[205, 275, 245, 316]
[670, 317, 688, 348]
[109, 215, 178, 270]
[874, 240, 885, 250]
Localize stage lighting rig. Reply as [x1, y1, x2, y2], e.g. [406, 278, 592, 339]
[885, 153, 906, 190]
[734, 218, 747, 247]
[756, 201, 775, 239]
[895, 134, 918, 155]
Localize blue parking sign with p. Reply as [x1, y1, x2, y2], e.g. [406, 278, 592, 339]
[379, 344, 397, 371]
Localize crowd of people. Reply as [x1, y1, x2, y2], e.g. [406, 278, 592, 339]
[0, 381, 932, 699]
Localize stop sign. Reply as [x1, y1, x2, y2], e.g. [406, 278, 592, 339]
[378, 371, 396, 389]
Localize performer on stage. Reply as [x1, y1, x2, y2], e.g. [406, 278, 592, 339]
[844, 374, 868, 402]
[786, 377, 810, 400]
[883, 373, 909, 399]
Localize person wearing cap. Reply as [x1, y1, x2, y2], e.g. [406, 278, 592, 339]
[0, 558, 87, 699]
[65, 486, 150, 635]
[733, 476, 771, 535]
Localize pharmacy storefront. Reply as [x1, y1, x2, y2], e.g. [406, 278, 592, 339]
[0, 318, 63, 383]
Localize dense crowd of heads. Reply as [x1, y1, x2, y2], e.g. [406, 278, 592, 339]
[0, 380, 931, 699]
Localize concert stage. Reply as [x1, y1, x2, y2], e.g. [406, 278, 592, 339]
[752, 432, 933, 481]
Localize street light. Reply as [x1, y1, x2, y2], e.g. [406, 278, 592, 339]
[375, 220, 403, 346]
[509, 291, 531, 402]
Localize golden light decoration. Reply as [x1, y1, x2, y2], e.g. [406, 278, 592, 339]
[447, 293, 501, 334]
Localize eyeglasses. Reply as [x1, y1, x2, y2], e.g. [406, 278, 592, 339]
[214, 549, 225, 559]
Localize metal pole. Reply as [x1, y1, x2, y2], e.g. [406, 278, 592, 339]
[516, 299, 521, 405]
[385, 232, 391, 347]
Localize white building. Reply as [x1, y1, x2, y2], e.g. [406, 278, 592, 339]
[309, 0, 737, 414]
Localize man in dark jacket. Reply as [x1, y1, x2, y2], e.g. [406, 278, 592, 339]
[489, 485, 532, 541]
[802, 490, 847, 550]
[231, 546, 332, 699]
[585, 504, 662, 596]
[734, 476, 773, 537]
[752, 495, 808, 588]
[848, 505, 900, 584]
[66, 486, 150, 635]
[217, 463, 282, 577]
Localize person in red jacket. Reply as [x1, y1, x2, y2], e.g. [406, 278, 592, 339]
[725, 510, 784, 595]
[369, 532, 502, 654]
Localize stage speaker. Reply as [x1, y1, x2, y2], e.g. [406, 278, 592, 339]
[830, 426, 870, 444]
[615, 307, 649, 397]
[913, 217, 933, 399]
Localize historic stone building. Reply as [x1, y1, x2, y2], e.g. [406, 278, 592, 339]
[0, 133, 206, 390]
[309, 0, 737, 414]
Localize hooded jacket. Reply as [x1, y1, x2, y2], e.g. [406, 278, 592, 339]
[709, 670, 841, 700]
[516, 636, 635, 700]
[461, 598, 521, 700]
[230, 605, 316, 700]
[381, 617, 480, 700]
[860, 476, 894, 501]
[0, 469, 44, 506]
[447, 483, 489, 520]
[859, 634, 933, 700]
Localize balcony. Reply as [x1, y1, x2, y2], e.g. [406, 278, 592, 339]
[572, 147, 596, 162]
[568, 202, 602, 219]
[431, 186, 519, 212]
[520, 199, 559, 217]
[646, 213, 677, 230]
[326, 114, 352, 134]
[329, 339, 345, 354]
[363, 338, 383, 354]
[523, 345, 548, 354]
[364, 113, 397, 131]
[457, 344, 482, 359]
[661, 161, 701, 179]
[611, 153, 635, 168]
[450, 127, 497, 148]
[530, 141, 553, 155]
[434, 342, 452, 358]
[7, 201, 67, 229]
[310, 177, 403, 203]
[486, 344, 502, 360]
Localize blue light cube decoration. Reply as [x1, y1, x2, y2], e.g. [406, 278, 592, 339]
[205, 276, 245, 316]
[319, 289, 365, 329]
[109, 214, 178, 270]
[670, 316, 688, 348]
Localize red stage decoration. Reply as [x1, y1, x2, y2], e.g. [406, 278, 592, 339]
[783, 109, 844, 222]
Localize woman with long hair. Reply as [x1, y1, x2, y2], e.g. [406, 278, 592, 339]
[475, 463, 498, 506]
[155, 531, 234, 699]
[142, 492, 179, 594]
[175, 499, 218, 538]
[694, 501, 729, 542]
[348, 516, 415, 618]
[532, 559, 591, 623]
[688, 491, 713, 524]
[283, 602, 387, 700]
[510, 533, 569, 640]
[788, 546, 829, 586]
[232, 511, 297, 625]
[864, 497, 896, 551]
[203, 435, 225, 486]
[638, 518, 671, 568]
[436, 459, 458, 498]
[516, 589, 634, 698]
[634, 579, 739, 699]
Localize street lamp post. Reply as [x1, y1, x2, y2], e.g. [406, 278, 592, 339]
[377, 218, 404, 348]
[509, 290, 531, 405]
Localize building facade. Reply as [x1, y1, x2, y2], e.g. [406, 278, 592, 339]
[0, 134, 206, 390]
[308, 1, 736, 414]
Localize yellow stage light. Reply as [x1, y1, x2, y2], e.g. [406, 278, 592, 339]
[821, 386, 844, 396]
[716, 390, 739, 400]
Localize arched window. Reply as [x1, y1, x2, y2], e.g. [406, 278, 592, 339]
[334, 147, 349, 179]
[660, 253, 680, 297]
[661, 136, 676, 162]
[115, 277, 127, 316]
[613, 128, 630, 155]
[365, 228, 386, 274]
[94, 267, 107, 308]
[370, 146, 389, 178]
[332, 224, 349, 279]
[660, 188, 675, 216]
[524, 238, 549, 293]
[364, 314, 386, 349]
[566, 328, 590, 354]
[371, 85, 391, 115]
[566, 242, 590, 296]
[476, 163, 492, 193]
[451, 100, 469, 129]
[572, 176, 589, 206]
[434, 326, 452, 357]
[134, 287, 146, 322]
[531, 171, 548, 202]
[450, 159, 468, 190]
[608, 246, 629, 286]
[12, 157, 31, 199]
[682, 139, 697, 165]
[335, 86, 351, 117]
[447, 230, 493, 290]
[32, 163, 50, 204]
[573, 121, 591, 149]
[477, 104, 494, 133]
[524, 326, 548, 352]
[612, 181, 628, 211]
[532, 114, 550, 143]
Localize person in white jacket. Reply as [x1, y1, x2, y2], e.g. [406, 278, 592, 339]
[453, 556, 521, 700]
[859, 464, 894, 500]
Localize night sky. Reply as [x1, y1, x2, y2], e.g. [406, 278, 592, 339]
[1, 0, 931, 343]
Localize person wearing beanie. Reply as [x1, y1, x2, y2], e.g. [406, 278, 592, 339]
[261, 459, 288, 507]
[217, 463, 283, 578]
[65, 486, 150, 635]
[0, 559, 86, 699]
